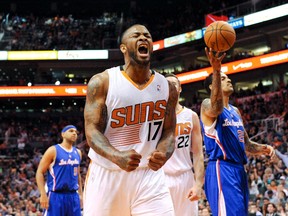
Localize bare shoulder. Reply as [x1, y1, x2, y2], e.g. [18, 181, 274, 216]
[45, 145, 56, 154]
[86, 70, 109, 101]
[201, 98, 211, 110]
[200, 98, 216, 126]
[191, 110, 200, 120]
[230, 105, 241, 115]
[42, 145, 56, 160]
[87, 70, 109, 91]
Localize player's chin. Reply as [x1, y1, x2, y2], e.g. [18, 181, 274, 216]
[136, 55, 150, 64]
[70, 138, 77, 142]
[225, 88, 234, 95]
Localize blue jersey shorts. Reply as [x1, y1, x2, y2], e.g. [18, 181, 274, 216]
[204, 160, 249, 216]
[43, 191, 81, 216]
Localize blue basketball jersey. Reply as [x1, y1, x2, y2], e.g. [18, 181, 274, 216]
[47, 144, 80, 192]
[201, 104, 247, 165]
[202, 105, 249, 215]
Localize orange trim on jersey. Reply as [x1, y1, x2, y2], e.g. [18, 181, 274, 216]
[121, 71, 155, 90]
[176, 106, 185, 115]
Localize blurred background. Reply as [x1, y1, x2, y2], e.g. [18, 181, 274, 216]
[0, 0, 288, 215]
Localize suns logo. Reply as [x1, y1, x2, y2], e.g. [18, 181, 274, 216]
[111, 100, 167, 128]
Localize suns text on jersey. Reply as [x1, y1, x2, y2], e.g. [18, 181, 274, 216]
[110, 100, 167, 128]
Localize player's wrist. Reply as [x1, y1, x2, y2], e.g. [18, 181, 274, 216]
[263, 144, 273, 156]
[111, 149, 121, 164]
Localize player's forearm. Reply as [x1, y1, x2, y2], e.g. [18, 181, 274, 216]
[210, 70, 223, 113]
[193, 153, 205, 188]
[36, 172, 47, 195]
[245, 140, 269, 155]
[156, 132, 175, 160]
[85, 126, 120, 163]
[78, 171, 83, 196]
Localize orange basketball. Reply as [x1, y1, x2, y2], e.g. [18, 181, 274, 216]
[204, 21, 236, 52]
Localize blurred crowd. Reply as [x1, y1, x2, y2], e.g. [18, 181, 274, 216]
[0, 13, 119, 50]
[0, 85, 288, 216]
[0, 0, 286, 50]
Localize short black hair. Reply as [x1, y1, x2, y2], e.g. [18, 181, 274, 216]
[204, 73, 213, 95]
[120, 24, 144, 44]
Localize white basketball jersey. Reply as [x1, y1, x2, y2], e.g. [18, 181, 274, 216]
[163, 107, 193, 175]
[88, 66, 169, 170]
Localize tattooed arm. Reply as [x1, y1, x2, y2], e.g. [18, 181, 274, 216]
[244, 131, 275, 158]
[148, 81, 178, 171]
[233, 106, 275, 158]
[84, 71, 141, 172]
[201, 48, 226, 125]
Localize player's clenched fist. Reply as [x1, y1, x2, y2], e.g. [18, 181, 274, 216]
[148, 150, 167, 171]
[114, 149, 142, 172]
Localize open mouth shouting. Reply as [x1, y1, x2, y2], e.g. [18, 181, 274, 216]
[138, 44, 149, 57]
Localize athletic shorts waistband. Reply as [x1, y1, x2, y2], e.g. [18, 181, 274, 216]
[51, 190, 77, 193]
[208, 159, 245, 169]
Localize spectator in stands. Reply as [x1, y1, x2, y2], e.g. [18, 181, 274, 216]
[249, 202, 263, 216]
[265, 202, 280, 216]
[275, 150, 288, 168]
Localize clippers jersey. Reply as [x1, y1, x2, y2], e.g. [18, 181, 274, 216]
[47, 144, 80, 192]
[88, 66, 169, 170]
[163, 107, 193, 175]
[201, 105, 247, 165]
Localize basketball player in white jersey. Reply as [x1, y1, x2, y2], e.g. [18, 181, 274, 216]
[83, 24, 178, 216]
[163, 74, 204, 216]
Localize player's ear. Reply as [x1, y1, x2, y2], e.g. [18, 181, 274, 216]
[120, 44, 127, 54]
[209, 84, 212, 90]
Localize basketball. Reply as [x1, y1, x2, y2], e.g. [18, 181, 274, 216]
[204, 21, 236, 52]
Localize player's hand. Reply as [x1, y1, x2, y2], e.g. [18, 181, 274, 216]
[115, 149, 142, 172]
[266, 145, 276, 159]
[147, 150, 167, 171]
[187, 185, 202, 202]
[205, 47, 226, 72]
[40, 193, 49, 209]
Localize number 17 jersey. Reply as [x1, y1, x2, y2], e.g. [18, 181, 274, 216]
[88, 66, 169, 170]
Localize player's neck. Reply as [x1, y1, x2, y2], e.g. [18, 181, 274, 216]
[223, 96, 230, 108]
[123, 64, 152, 85]
[60, 141, 73, 150]
[176, 104, 184, 114]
